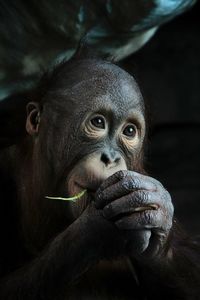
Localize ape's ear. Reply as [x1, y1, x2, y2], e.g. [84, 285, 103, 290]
[26, 102, 41, 136]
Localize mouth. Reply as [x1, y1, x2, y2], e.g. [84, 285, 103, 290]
[75, 182, 97, 197]
[75, 174, 104, 191]
[67, 180, 101, 217]
[67, 171, 105, 206]
[66, 176, 103, 203]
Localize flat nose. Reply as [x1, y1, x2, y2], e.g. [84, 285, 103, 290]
[100, 150, 121, 167]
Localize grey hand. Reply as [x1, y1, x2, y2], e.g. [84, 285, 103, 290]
[95, 170, 174, 258]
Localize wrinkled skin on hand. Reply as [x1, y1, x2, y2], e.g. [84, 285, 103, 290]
[95, 170, 174, 258]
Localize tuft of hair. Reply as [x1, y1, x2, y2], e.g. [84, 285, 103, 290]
[27, 41, 118, 105]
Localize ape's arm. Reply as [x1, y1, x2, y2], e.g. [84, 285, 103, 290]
[0, 205, 121, 300]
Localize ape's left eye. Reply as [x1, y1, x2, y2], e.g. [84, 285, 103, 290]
[123, 124, 137, 137]
[90, 116, 105, 129]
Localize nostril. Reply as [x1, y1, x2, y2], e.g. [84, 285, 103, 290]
[100, 152, 121, 166]
[101, 153, 111, 166]
[114, 156, 121, 164]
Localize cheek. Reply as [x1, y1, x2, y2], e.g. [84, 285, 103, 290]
[124, 145, 144, 171]
[131, 151, 144, 172]
[44, 131, 80, 176]
[67, 174, 81, 196]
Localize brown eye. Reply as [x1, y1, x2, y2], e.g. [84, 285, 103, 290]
[123, 124, 136, 137]
[90, 116, 105, 129]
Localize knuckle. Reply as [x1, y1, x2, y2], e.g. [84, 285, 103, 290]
[167, 202, 174, 219]
[150, 176, 164, 190]
[116, 170, 127, 179]
[136, 190, 149, 203]
[143, 210, 152, 224]
[151, 181, 158, 191]
[131, 177, 141, 189]
[170, 203, 174, 216]
[161, 190, 174, 216]
[128, 196, 135, 207]
[166, 190, 172, 204]
[159, 208, 173, 232]
[133, 191, 141, 205]
[122, 177, 141, 192]
[122, 179, 131, 191]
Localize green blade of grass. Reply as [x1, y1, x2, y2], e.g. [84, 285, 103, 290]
[45, 189, 87, 203]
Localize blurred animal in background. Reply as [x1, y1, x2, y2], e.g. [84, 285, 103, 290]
[0, 0, 196, 99]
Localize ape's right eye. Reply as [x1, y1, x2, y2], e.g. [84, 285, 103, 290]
[90, 116, 105, 129]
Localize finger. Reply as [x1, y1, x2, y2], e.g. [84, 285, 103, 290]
[125, 230, 152, 254]
[115, 210, 163, 230]
[103, 190, 159, 219]
[144, 229, 169, 258]
[99, 170, 163, 193]
[98, 170, 126, 191]
[96, 174, 157, 209]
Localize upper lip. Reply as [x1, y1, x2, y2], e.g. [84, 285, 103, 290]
[75, 180, 102, 193]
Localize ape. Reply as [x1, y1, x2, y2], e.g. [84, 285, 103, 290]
[0, 57, 199, 300]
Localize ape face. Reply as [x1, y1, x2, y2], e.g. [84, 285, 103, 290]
[26, 59, 146, 219]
